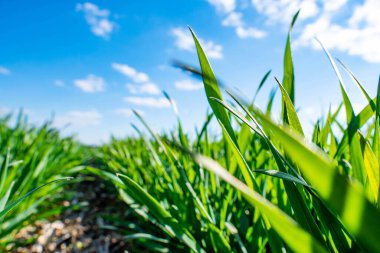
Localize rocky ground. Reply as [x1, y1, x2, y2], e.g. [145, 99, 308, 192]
[11, 177, 131, 253]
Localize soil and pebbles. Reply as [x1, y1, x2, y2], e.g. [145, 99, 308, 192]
[10, 177, 130, 253]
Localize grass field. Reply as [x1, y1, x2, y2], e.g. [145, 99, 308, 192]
[1, 15, 380, 253]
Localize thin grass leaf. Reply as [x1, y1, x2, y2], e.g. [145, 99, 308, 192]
[275, 77, 304, 136]
[0, 177, 73, 218]
[282, 10, 299, 105]
[337, 59, 373, 105]
[253, 169, 310, 188]
[189, 27, 237, 144]
[253, 70, 272, 102]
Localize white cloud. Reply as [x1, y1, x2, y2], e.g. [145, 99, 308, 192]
[54, 110, 102, 128]
[74, 74, 105, 93]
[175, 79, 203, 91]
[0, 66, 10, 75]
[54, 80, 65, 87]
[172, 28, 223, 59]
[238, 0, 380, 63]
[172, 28, 194, 51]
[209, 5, 266, 39]
[295, 0, 380, 63]
[76, 2, 115, 39]
[112, 63, 162, 94]
[207, 0, 236, 13]
[124, 97, 171, 108]
[323, 0, 347, 12]
[113, 108, 144, 117]
[235, 25, 266, 39]
[112, 63, 149, 83]
[251, 0, 319, 25]
[222, 11, 243, 27]
[202, 41, 223, 59]
[223, 12, 266, 39]
[127, 82, 161, 95]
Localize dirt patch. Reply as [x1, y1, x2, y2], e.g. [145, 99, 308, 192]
[11, 176, 130, 253]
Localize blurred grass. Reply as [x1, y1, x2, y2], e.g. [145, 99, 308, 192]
[0, 114, 84, 249]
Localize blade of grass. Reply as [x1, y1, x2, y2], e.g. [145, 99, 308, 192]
[0, 177, 73, 218]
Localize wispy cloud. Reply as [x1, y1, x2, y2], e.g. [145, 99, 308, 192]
[124, 97, 171, 108]
[251, 0, 319, 25]
[172, 28, 223, 59]
[175, 79, 203, 91]
[74, 74, 105, 93]
[76, 2, 116, 39]
[112, 63, 161, 94]
[206, 1, 266, 40]
[172, 28, 194, 51]
[54, 109, 102, 128]
[0, 66, 11, 75]
[113, 108, 144, 117]
[54, 80, 65, 87]
[222, 11, 266, 39]
[207, 0, 236, 13]
[127, 82, 161, 95]
[112, 63, 149, 83]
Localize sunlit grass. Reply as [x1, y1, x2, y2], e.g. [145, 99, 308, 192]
[94, 14, 380, 252]
[0, 12, 379, 253]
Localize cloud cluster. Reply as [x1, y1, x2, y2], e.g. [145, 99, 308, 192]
[251, 0, 319, 25]
[245, 0, 380, 63]
[76, 2, 115, 39]
[207, 0, 236, 13]
[74, 74, 105, 93]
[112, 63, 161, 95]
[172, 28, 223, 59]
[112, 63, 174, 108]
[206, 0, 380, 63]
[294, 0, 380, 63]
[208, 0, 266, 39]
[222, 11, 266, 39]
[111, 63, 149, 83]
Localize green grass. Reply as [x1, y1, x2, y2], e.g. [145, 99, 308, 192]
[93, 20, 380, 253]
[1, 14, 380, 252]
[0, 114, 84, 249]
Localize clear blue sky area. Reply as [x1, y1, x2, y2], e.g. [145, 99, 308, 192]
[1, 0, 379, 144]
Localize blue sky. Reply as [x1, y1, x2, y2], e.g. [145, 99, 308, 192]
[0, 0, 379, 144]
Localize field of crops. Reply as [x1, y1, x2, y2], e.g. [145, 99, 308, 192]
[1, 14, 380, 253]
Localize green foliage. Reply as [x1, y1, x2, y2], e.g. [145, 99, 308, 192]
[0, 114, 84, 248]
[1, 12, 380, 253]
[95, 17, 380, 253]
